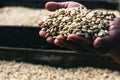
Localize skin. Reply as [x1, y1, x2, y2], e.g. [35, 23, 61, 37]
[38, 1, 120, 64]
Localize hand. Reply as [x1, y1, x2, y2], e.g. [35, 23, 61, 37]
[94, 18, 120, 64]
[38, 1, 120, 64]
[38, 1, 108, 54]
[39, 1, 92, 54]
[39, 1, 84, 43]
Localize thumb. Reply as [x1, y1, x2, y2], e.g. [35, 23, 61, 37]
[45, 1, 82, 11]
[45, 2, 60, 11]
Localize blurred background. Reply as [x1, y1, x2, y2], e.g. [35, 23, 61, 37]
[0, 0, 119, 69]
[0, 0, 119, 26]
[0, 0, 120, 10]
[0, 1, 120, 80]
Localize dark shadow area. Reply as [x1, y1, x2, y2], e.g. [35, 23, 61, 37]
[0, 47, 119, 71]
[0, 26, 68, 50]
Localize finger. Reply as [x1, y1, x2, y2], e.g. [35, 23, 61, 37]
[39, 30, 46, 37]
[60, 39, 92, 54]
[67, 34, 95, 52]
[93, 30, 118, 49]
[46, 36, 54, 44]
[93, 36, 110, 53]
[54, 39, 64, 47]
[45, 1, 81, 11]
[56, 35, 91, 54]
[67, 34, 91, 46]
[45, 2, 59, 11]
[38, 21, 44, 26]
[58, 1, 83, 8]
[39, 31, 54, 43]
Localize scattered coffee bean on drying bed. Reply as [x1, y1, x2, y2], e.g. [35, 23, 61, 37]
[41, 5, 116, 41]
[0, 61, 120, 80]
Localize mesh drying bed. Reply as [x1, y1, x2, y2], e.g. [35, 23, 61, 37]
[0, 60, 120, 80]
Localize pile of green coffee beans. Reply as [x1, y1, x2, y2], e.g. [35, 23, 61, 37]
[41, 5, 115, 41]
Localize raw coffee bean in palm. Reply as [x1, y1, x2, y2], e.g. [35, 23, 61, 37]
[40, 5, 116, 41]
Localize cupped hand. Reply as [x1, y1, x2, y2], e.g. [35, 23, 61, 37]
[39, 1, 84, 43]
[38, 1, 108, 54]
[38, 1, 94, 54]
[55, 17, 120, 63]
[38, 1, 83, 43]
[39, 1, 120, 63]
